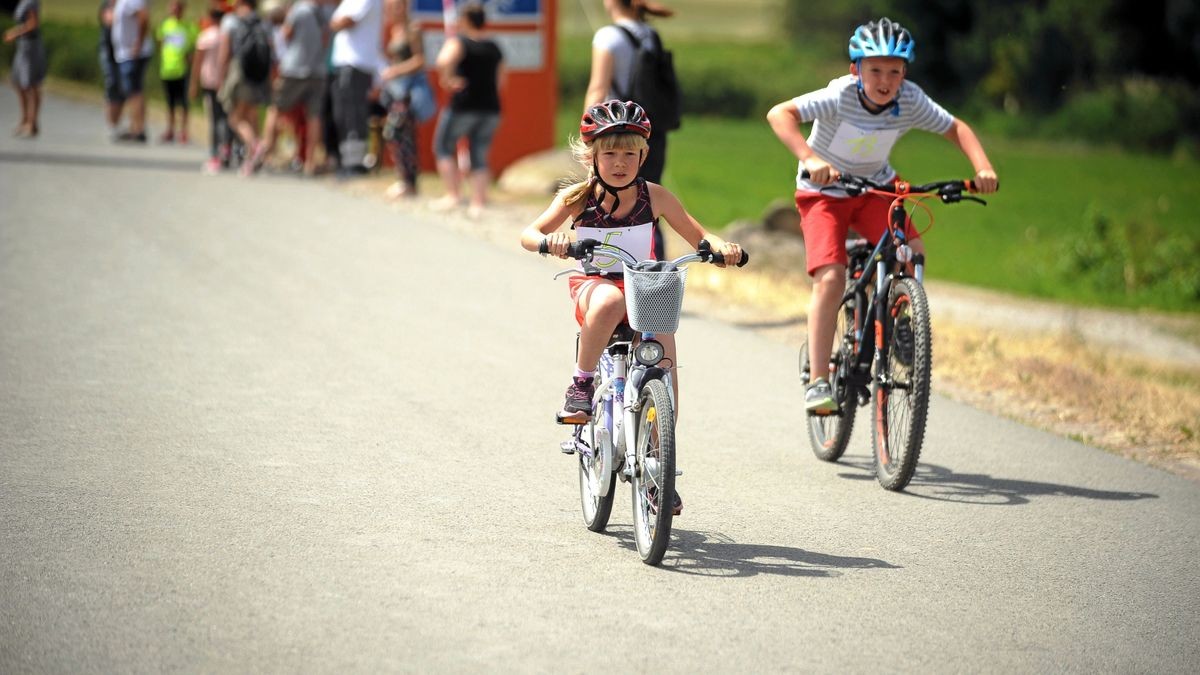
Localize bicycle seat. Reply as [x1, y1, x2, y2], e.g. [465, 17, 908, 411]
[608, 323, 637, 347]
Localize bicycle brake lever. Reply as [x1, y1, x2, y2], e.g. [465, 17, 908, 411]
[961, 195, 988, 206]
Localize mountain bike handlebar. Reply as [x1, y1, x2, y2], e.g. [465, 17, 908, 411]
[800, 170, 996, 205]
[539, 238, 750, 269]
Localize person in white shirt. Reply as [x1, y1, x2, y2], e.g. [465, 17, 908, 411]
[110, 0, 155, 141]
[328, 0, 382, 175]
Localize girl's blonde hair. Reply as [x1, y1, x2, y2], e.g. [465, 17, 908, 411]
[558, 132, 650, 208]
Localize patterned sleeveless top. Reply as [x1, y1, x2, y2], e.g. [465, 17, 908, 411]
[572, 178, 658, 275]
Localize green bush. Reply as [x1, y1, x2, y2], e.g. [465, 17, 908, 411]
[1058, 207, 1200, 309]
[557, 34, 840, 120]
[1042, 79, 1199, 154]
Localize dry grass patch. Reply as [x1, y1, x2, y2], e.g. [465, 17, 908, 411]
[934, 325, 1200, 478]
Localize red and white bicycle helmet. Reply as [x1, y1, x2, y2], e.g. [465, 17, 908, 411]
[580, 100, 652, 143]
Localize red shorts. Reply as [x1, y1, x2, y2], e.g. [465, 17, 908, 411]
[568, 275, 626, 326]
[795, 189, 916, 276]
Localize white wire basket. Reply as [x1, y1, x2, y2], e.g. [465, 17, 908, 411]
[624, 265, 688, 334]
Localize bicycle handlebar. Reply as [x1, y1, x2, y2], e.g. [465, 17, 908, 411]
[539, 238, 750, 269]
[800, 170, 995, 205]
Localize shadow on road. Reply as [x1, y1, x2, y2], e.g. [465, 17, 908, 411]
[834, 458, 1159, 505]
[0, 150, 200, 174]
[605, 526, 899, 577]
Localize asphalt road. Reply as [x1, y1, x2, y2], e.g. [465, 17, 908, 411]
[2, 90, 1197, 672]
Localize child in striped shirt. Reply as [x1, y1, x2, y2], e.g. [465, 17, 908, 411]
[766, 16, 999, 412]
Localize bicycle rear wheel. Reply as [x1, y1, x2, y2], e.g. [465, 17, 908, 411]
[803, 299, 858, 462]
[579, 372, 616, 532]
[631, 378, 675, 566]
[871, 277, 932, 491]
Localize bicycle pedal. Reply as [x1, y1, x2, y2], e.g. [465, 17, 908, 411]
[555, 410, 590, 425]
[559, 440, 576, 455]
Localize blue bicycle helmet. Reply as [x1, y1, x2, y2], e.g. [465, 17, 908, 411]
[848, 17, 915, 63]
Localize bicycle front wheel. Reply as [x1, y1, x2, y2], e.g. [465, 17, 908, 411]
[804, 298, 858, 462]
[871, 277, 932, 491]
[579, 375, 616, 532]
[631, 378, 676, 566]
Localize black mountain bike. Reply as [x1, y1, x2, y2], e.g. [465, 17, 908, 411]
[799, 173, 992, 490]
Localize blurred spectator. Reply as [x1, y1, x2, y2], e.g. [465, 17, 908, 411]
[256, 0, 327, 176]
[379, 0, 434, 199]
[111, 0, 155, 142]
[191, 0, 231, 172]
[218, 0, 274, 176]
[432, 2, 503, 217]
[5, 0, 45, 138]
[328, 0, 383, 177]
[155, 0, 199, 143]
[98, 0, 126, 136]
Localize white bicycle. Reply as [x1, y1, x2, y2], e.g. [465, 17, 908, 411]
[540, 238, 749, 565]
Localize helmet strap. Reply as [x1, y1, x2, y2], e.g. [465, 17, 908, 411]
[591, 151, 643, 216]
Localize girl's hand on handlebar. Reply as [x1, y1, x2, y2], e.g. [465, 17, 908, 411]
[715, 242, 743, 268]
[973, 168, 999, 194]
[802, 157, 838, 185]
[541, 232, 572, 258]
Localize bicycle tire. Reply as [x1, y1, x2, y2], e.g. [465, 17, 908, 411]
[631, 378, 675, 566]
[871, 277, 932, 491]
[803, 298, 858, 462]
[579, 371, 616, 532]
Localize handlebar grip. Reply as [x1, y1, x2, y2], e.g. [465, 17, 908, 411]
[540, 238, 600, 260]
[709, 250, 751, 268]
[965, 179, 1000, 192]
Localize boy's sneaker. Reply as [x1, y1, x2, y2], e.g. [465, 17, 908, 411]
[202, 157, 221, 175]
[562, 376, 595, 415]
[805, 378, 838, 413]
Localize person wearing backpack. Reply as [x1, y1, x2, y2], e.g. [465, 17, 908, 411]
[584, 0, 681, 259]
[217, 0, 274, 175]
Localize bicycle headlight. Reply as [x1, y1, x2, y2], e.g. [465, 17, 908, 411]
[634, 340, 665, 366]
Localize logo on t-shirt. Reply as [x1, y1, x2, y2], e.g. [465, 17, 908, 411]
[828, 123, 900, 165]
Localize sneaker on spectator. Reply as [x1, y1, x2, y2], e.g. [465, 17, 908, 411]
[202, 157, 221, 175]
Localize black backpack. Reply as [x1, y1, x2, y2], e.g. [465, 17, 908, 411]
[615, 25, 682, 132]
[235, 16, 273, 84]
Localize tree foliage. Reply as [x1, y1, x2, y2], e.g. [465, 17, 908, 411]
[782, 0, 1200, 151]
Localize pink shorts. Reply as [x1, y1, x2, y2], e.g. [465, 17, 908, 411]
[795, 188, 916, 276]
[568, 275, 626, 326]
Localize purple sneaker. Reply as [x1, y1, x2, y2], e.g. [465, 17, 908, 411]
[562, 376, 595, 415]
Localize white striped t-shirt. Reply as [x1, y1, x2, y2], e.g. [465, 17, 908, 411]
[791, 75, 955, 194]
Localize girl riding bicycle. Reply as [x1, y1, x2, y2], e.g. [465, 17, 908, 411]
[519, 99, 744, 421]
[766, 16, 999, 413]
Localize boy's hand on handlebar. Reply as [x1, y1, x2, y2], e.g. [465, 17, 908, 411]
[802, 157, 838, 185]
[541, 232, 573, 258]
[973, 168, 999, 194]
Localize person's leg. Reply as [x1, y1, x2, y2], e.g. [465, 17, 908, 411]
[30, 86, 40, 134]
[178, 78, 190, 143]
[796, 191, 852, 410]
[562, 278, 627, 415]
[432, 110, 463, 206]
[14, 86, 31, 133]
[331, 67, 372, 170]
[574, 280, 627, 372]
[384, 99, 417, 196]
[465, 113, 500, 213]
[161, 79, 177, 140]
[807, 263, 847, 384]
[303, 112, 322, 176]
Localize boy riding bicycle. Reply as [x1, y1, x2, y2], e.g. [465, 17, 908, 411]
[766, 17, 999, 412]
